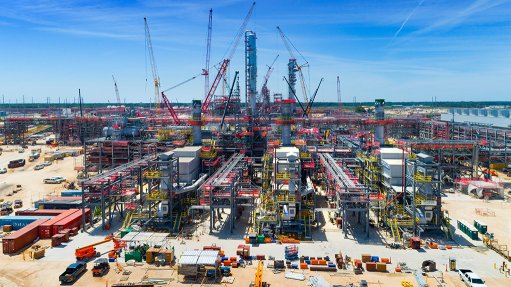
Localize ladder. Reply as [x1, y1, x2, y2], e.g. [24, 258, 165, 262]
[121, 211, 133, 229]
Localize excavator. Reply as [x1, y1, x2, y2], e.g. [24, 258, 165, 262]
[75, 235, 122, 261]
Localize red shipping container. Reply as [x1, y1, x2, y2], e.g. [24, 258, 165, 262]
[59, 229, 70, 242]
[52, 209, 90, 235]
[38, 209, 78, 239]
[3, 218, 49, 254]
[15, 209, 66, 216]
[51, 233, 65, 247]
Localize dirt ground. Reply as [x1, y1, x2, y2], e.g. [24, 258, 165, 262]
[442, 191, 511, 247]
[0, 144, 82, 207]
[0, 258, 482, 287]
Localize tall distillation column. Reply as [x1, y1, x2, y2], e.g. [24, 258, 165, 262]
[374, 99, 385, 146]
[191, 100, 202, 146]
[245, 31, 257, 117]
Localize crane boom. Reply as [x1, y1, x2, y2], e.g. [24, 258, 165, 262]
[162, 73, 202, 93]
[144, 17, 161, 115]
[112, 75, 121, 105]
[76, 237, 111, 253]
[261, 54, 279, 93]
[161, 92, 182, 125]
[202, 9, 213, 99]
[202, 2, 256, 114]
[277, 26, 309, 103]
[304, 78, 323, 116]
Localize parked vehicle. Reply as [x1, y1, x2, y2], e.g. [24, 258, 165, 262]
[0, 205, 13, 215]
[18, 148, 25, 153]
[14, 199, 23, 208]
[91, 258, 110, 277]
[59, 262, 87, 284]
[34, 164, 45, 170]
[44, 176, 66, 184]
[42, 161, 52, 167]
[458, 269, 487, 287]
[8, 159, 25, 169]
[0, 167, 7, 174]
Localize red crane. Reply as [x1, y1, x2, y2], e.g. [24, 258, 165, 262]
[202, 2, 255, 114]
[161, 92, 182, 125]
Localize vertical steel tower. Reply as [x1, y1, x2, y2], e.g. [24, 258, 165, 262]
[245, 31, 257, 117]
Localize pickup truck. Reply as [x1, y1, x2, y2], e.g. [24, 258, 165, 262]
[458, 269, 487, 287]
[59, 261, 87, 284]
[91, 258, 110, 277]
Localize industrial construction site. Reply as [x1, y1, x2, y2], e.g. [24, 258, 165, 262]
[1, 2, 511, 287]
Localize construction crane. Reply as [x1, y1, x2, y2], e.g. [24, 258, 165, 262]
[75, 235, 121, 261]
[283, 76, 307, 117]
[220, 71, 239, 130]
[260, 54, 279, 113]
[277, 26, 309, 103]
[144, 17, 161, 115]
[161, 91, 182, 125]
[202, 9, 213, 99]
[304, 78, 323, 116]
[337, 75, 342, 113]
[112, 75, 121, 105]
[202, 2, 255, 114]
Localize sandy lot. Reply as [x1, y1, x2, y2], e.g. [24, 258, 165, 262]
[443, 192, 511, 247]
[0, 144, 81, 206]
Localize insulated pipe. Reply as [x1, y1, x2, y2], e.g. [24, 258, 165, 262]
[177, 173, 209, 194]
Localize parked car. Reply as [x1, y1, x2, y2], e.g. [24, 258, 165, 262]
[458, 269, 487, 287]
[43, 176, 66, 184]
[34, 164, 45, 170]
[0, 167, 7, 174]
[8, 159, 25, 169]
[42, 161, 52, 167]
[14, 199, 23, 208]
[59, 261, 87, 284]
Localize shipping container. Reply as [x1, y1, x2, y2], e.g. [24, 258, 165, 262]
[52, 209, 90, 235]
[34, 199, 82, 209]
[60, 190, 83, 197]
[3, 218, 48, 254]
[38, 209, 79, 239]
[0, 216, 52, 230]
[15, 209, 66, 216]
[44, 196, 82, 201]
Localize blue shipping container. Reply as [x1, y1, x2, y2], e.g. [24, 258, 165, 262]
[0, 216, 52, 230]
[60, 190, 83, 197]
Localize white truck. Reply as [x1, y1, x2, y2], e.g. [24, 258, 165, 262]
[458, 269, 487, 287]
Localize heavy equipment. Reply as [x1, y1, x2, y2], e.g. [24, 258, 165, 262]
[75, 235, 121, 261]
[250, 260, 269, 287]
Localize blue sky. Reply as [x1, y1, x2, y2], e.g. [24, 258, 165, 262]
[0, 0, 510, 104]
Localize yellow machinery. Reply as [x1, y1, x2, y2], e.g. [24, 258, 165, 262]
[251, 260, 269, 287]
